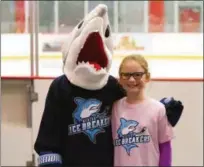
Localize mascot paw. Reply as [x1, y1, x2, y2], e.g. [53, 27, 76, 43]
[160, 97, 184, 127]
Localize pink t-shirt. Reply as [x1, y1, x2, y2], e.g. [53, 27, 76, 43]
[112, 97, 174, 166]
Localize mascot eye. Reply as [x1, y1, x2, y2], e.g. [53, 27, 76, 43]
[105, 25, 110, 38]
[78, 20, 84, 29]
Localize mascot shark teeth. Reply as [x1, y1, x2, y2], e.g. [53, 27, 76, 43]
[34, 4, 183, 167]
[62, 4, 113, 90]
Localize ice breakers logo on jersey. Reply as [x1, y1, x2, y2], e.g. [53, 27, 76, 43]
[68, 97, 110, 143]
[114, 118, 150, 155]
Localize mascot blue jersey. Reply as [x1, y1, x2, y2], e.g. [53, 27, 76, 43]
[34, 74, 125, 166]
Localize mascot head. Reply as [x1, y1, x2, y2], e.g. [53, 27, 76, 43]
[62, 4, 113, 90]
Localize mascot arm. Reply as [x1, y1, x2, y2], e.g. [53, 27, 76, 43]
[34, 79, 63, 167]
[159, 141, 172, 166]
[160, 97, 184, 127]
[113, 76, 126, 100]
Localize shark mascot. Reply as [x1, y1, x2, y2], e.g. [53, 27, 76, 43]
[34, 4, 183, 167]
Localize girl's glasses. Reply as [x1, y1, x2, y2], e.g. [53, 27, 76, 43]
[120, 72, 145, 80]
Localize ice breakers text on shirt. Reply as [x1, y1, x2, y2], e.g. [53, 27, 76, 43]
[114, 118, 150, 155]
[68, 97, 110, 143]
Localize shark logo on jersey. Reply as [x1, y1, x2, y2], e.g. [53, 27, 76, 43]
[114, 118, 150, 155]
[68, 97, 110, 143]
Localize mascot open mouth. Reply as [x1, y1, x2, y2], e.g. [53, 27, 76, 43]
[76, 32, 108, 71]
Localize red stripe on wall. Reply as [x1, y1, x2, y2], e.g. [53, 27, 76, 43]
[15, 1, 25, 33]
[149, 0, 165, 32]
[1, 76, 204, 82]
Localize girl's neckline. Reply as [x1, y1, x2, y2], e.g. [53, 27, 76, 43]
[122, 96, 150, 109]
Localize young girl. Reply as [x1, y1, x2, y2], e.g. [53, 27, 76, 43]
[112, 55, 174, 166]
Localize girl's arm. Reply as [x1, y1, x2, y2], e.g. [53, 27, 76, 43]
[159, 141, 172, 166]
[158, 105, 174, 167]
